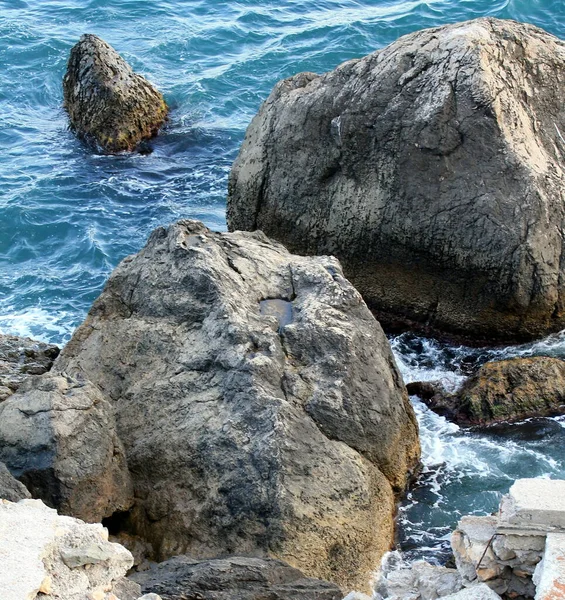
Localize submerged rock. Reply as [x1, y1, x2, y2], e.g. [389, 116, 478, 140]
[0, 372, 134, 522]
[227, 18, 565, 343]
[63, 34, 168, 153]
[430, 356, 565, 425]
[0, 498, 135, 600]
[55, 219, 420, 592]
[131, 555, 343, 600]
[0, 333, 59, 401]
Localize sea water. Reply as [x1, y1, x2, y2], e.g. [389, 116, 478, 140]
[1, 0, 565, 566]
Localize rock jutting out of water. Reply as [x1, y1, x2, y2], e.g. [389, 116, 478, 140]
[29, 219, 420, 593]
[423, 356, 565, 426]
[227, 17, 565, 344]
[63, 34, 168, 153]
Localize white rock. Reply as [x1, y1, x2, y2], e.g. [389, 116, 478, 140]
[499, 479, 565, 532]
[0, 499, 133, 600]
[441, 582, 502, 599]
[533, 532, 565, 600]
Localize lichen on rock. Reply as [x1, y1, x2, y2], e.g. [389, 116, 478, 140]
[63, 34, 168, 153]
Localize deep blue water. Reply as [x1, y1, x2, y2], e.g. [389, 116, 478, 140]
[2, 0, 565, 580]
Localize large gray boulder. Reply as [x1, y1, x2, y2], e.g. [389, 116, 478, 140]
[0, 333, 59, 401]
[131, 555, 343, 600]
[63, 34, 168, 153]
[0, 373, 133, 522]
[227, 18, 565, 343]
[57, 220, 420, 592]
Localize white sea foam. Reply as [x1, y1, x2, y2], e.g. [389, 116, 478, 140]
[0, 307, 73, 345]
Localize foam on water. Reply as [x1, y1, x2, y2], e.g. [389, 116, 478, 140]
[391, 333, 565, 563]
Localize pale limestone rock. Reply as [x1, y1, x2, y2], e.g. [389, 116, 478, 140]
[533, 532, 565, 600]
[500, 479, 565, 531]
[0, 499, 133, 600]
[441, 582, 502, 599]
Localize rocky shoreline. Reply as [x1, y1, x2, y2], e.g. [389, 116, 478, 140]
[2, 14, 565, 600]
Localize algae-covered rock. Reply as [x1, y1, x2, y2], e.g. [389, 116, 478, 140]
[433, 356, 565, 425]
[63, 34, 167, 153]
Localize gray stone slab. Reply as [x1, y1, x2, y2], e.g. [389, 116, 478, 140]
[499, 479, 565, 532]
[442, 582, 502, 599]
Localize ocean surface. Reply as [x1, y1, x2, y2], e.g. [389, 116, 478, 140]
[2, 0, 565, 574]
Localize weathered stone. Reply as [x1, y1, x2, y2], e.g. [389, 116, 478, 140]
[451, 516, 500, 584]
[0, 499, 133, 600]
[500, 479, 565, 532]
[441, 582, 502, 599]
[228, 18, 565, 343]
[0, 333, 59, 401]
[63, 34, 168, 153]
[0, 461, 30, 502]
[112, 576, 142, 600]
[0, 372, 133, 522]
[432, 357, 565, 425]
[57, 219, 420, 592]
[533, 533, 565, 600]
[376, 558, 462, 600]
[131, 555, 343, 600]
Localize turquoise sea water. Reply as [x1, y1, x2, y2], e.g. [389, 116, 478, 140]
[2, 0, 565, 573]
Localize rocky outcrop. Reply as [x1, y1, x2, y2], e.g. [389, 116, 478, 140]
[0, 461, 30, 502]
[131, 555, 343, 600]
[0, 373, 133, 522]
[0, 498, 136, 600]
[55, 219, 420, 592]
[374, 555, 462, 599]
[429, 357, 565, 425]
[63, 34, 168, 153]
[227, 18, 565, 343]
[0, 333, 59, 401]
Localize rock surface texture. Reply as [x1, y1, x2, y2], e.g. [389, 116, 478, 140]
[430, 357, 565, 425]
[0, 373, 134, 522]
[0, 333, 59, 402]
[56, 219, 420, 592]
[131, 555, 343, 600]
[0, 498, 134, 600]
[63, 34, 168, 153]
[227, 18, 565, 343]
[374, 555, 462, 599]
[0, 461, 31, 502]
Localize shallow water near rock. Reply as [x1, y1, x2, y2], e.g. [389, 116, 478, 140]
[2, 0, 565, 581]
